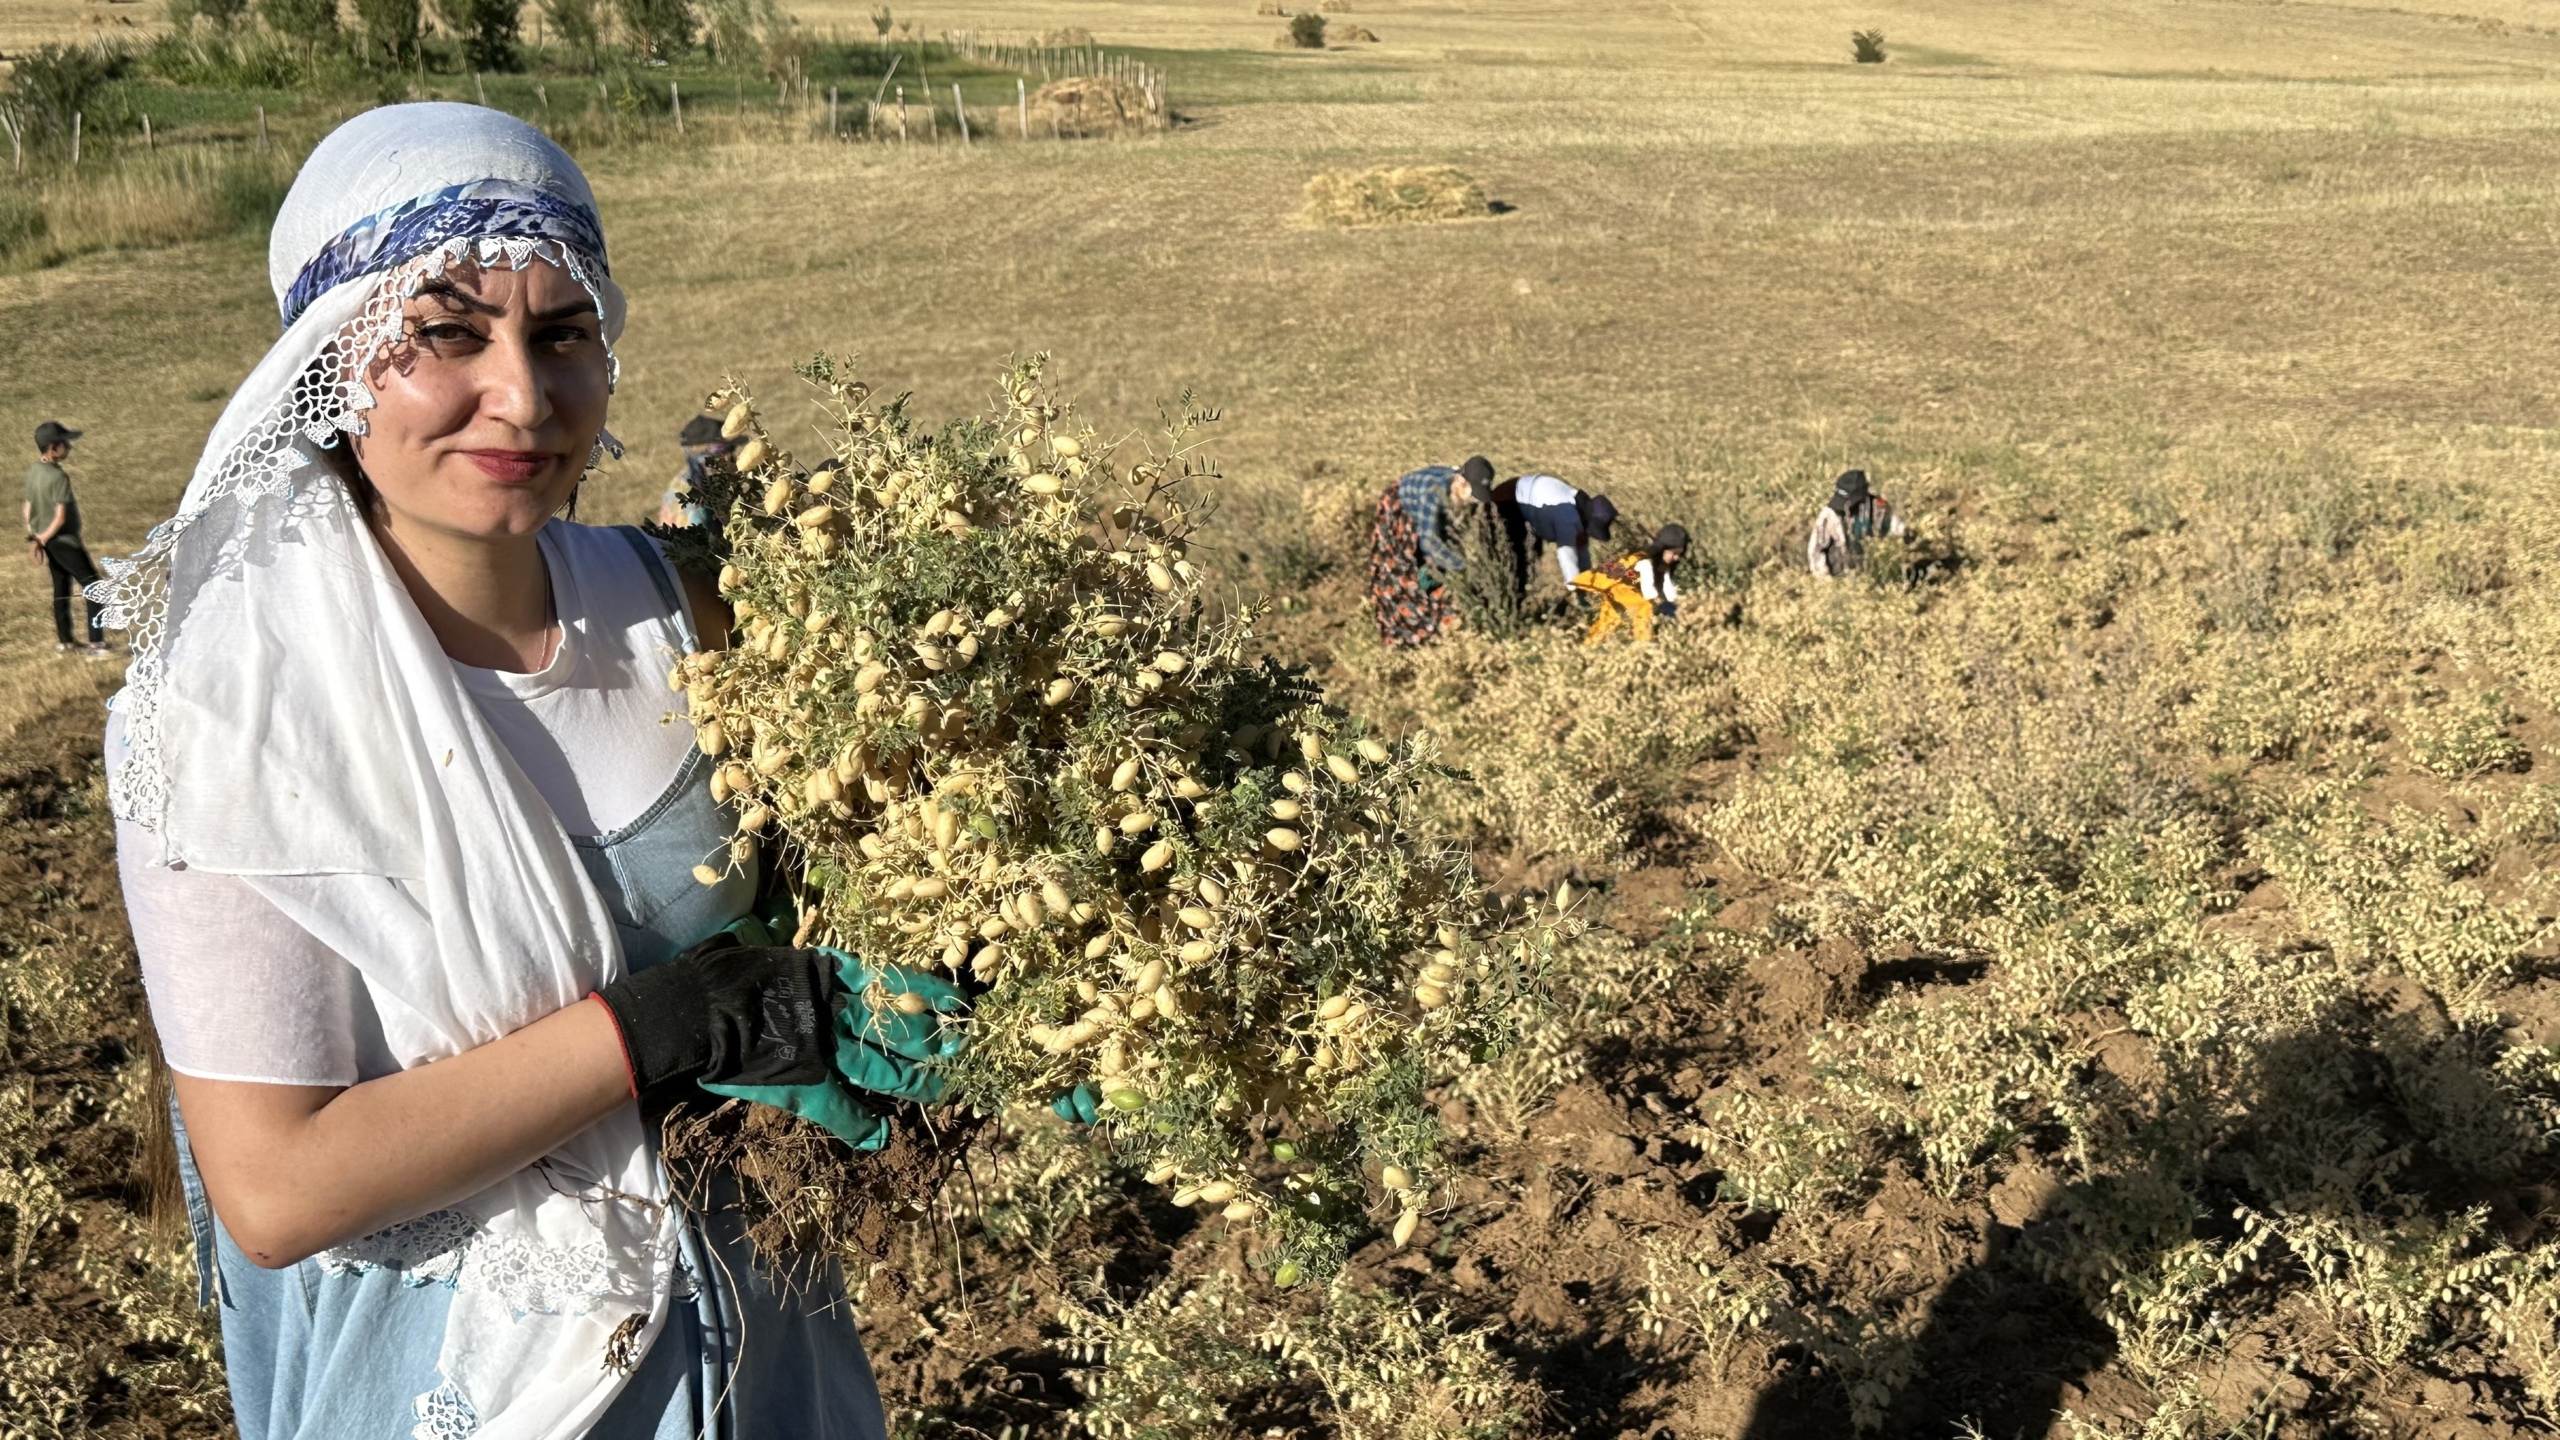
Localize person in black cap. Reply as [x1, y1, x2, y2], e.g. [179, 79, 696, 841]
[1807, 468, 1904, 578]
[24, 421, 106, 656]
[1368, 455, 1490, 646]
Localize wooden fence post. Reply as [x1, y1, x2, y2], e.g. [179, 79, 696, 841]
[1018, 77, 1028, 139]
[69, 111, 79, 168]
[671, 82, 683, 133]
[474, 71, 487, 107]
[142, 112, 152, 149]
[954, 83, 969, 145]
[256, 105, 268, 150]
[830, 86, 840, 137]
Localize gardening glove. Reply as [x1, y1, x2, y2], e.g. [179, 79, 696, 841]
[1050, 1083, 1102, 1125]
[701, 948, 968, 1152]
[703, 1071, 894, 1151]
[592, 933, 843, 1098]
[825, 951, 970, 1102]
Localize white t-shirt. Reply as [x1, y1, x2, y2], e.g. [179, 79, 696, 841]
[114, 522, 700, 1087]
[1513, 473, 1580, 510]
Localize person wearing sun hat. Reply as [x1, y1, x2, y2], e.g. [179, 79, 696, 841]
[25, 420, 107, 656]
[1807, 467, 1905, 577]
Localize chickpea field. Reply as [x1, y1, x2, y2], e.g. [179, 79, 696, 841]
[14, 0, 2560, 1436]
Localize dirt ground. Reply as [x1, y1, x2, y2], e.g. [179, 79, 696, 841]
[15, 584, 2560, 1437]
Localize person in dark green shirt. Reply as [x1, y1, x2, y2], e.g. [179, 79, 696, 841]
[24, 421, 105, 654]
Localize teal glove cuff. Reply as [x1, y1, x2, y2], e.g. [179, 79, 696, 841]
[700, 1077, 892, 1151]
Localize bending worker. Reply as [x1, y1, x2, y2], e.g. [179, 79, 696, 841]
[1576, 523, 1687, 644]
[1368, 454, 1490, 646]
[1807, 468, 1905, 578]
[1506, 471, 1618, 587]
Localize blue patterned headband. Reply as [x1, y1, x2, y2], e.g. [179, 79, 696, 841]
[279, 178, 609, 328]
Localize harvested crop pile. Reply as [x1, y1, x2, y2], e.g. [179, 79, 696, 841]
[667, 356, 1561, 1281]
[1338, 24, 1379, 41]
[1301, 166, 1493, 229]
[1026, 75, 1160, 137]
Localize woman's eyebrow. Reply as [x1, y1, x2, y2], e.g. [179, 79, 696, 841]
[531, 300, 597, 323]
[414, 279, 501, 315]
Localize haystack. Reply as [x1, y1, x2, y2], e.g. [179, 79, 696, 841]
[1300, 166, 1493, 228]
[1319, 0, 1352, 10]
[1254, 1, 1287, 13]
[1338, 24, 1378, 41]
[1026, 75, 1161, 137]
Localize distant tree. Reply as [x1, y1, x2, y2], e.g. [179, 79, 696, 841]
[436, 0, 521, 69]
[539, 0, 603, 66]
[1, 42, 129, 147]
[698, 0, 774, 68]
[1851, 29, 1886, 63]
[353, 0, 422, 66]
[1288, 12, 1326, 47]
[615, 0, 694, 60]
[260, 0, 341, 45]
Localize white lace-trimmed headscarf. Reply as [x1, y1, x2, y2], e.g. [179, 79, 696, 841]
[96, 103, 679, 1440]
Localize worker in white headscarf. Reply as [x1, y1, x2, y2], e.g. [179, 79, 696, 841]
[96, 103, 909, 1439]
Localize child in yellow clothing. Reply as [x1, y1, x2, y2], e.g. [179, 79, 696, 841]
[1575, 524, 1686, 644]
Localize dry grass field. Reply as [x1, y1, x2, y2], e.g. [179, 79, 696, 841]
[18, 0, 2560, 1436]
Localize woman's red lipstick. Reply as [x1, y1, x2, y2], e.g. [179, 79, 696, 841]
[462, 450, 553, 481]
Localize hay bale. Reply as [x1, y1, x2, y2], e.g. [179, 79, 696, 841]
[1254, 1, 1287, 12]
[1300, 166, 1492, 228]
[1337, 24, 1378, 40]
[1027, 75, 1162, 136]
[1037, 26, 1095, 45]
[1319, 0, 1352, 10]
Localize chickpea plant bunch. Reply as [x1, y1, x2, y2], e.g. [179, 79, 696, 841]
[670, 356, 1549, 1279]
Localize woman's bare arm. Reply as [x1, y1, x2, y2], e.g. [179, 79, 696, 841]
[173, 996, 632, 1269]
[179, 562, 734, 1269]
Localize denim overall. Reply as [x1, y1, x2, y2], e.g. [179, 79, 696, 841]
[171, 530, 887, 1440]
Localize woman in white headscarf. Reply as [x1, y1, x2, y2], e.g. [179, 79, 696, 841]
[98, 103, 893, 1439]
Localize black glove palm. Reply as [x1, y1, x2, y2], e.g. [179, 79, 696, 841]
[594, 936, 844, 1097]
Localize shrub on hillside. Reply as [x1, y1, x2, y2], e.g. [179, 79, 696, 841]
[1851, 29, 1886, 63]
[537, 0, 604, 67]
[616, 0, 696, 59]
[1288, 13, 1328, 47]
[352, 0, 422, 67]
[1, 43, 131, 151]
[260, 0, 340, 45]
[435, 0, 521, 70]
